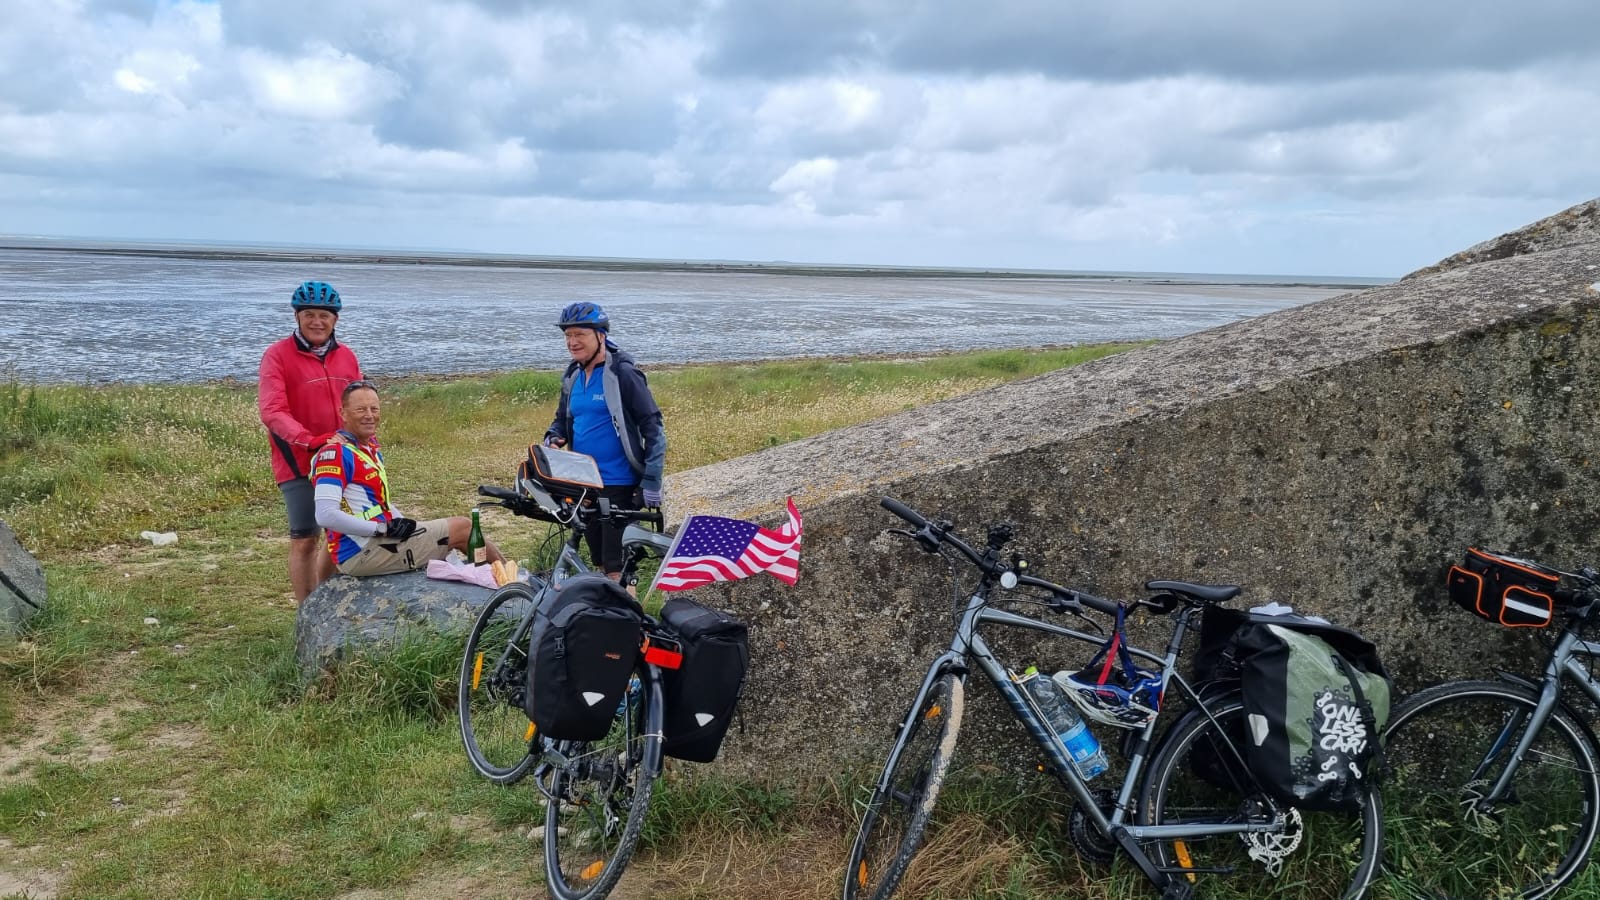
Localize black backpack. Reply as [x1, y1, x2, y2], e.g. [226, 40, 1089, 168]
[659, 597, 750, 762]
[525, 575, 644, 742]
[1194, 606, 1392, 813]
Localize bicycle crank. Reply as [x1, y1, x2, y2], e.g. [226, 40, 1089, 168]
[1068, 789, 1122, 865]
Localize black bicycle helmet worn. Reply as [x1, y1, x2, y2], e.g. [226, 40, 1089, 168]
[557, 301, 609, 331]
[291, 281, 342, 313]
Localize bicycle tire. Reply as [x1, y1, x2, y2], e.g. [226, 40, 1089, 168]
[458, 582, 539, 784]
[1374, 679, 1600, 899]
[1140, 694, 1381, 900]
[843, 671, 966, 900]
[543, 664, 660, 900]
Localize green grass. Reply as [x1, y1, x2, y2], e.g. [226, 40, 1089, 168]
[0, 345, 1195, 899]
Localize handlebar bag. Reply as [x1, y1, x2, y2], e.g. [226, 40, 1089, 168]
[1447, 547, 1562, 628]
[525, 574, 643, 741]
[659, 597, 750, 762]
[520, 444, 605, 503]
[1192, 606, 1392, 813]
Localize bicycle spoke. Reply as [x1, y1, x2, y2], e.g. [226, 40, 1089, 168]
[843, 672, 964, 900]
[545, 670, 656, 900]
[1141, 696, 1380, 899]
[1376, 681, 1600, 899]
[458, 585, 538, 784]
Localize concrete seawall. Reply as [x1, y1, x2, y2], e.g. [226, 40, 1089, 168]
[666, 198, 1600, 779]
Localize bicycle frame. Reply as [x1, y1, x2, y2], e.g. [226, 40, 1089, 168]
[1466, 609, 1600, 805]
[471, 491, 673, 766]
[883, 583, 1287, 888]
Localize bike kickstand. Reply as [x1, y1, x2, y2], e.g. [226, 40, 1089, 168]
[1160, 882, 1195, 900]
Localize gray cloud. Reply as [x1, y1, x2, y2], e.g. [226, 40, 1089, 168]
[0, 0, 1595, 276]
[702, 0, 1600, 81]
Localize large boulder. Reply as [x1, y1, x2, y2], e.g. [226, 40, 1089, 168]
[0, 520, 47, 636]
[294, 570, 496, 679]
[665, 196, 1600, 780]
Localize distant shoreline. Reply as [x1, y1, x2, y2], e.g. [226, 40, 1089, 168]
[191, 341, 1155, 390]
[0, 239, 1389, 290]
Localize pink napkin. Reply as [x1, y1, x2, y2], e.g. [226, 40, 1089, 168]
[426, 558, 500, 589]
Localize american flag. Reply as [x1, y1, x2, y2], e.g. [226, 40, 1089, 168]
[651, 497, 802, 592]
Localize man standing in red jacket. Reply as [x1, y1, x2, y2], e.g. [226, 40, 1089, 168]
[258, 281, 363, 603]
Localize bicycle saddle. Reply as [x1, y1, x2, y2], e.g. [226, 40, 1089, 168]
[1144, 581, 1242, 604]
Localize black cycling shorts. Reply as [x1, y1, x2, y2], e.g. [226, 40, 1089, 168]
[279, 477, 319, 539]
[583, 484, 640, 575]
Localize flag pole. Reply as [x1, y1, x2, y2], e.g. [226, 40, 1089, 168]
[644, 514, 697, 598]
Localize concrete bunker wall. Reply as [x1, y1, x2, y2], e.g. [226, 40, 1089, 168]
[666, 202, 1600, 779]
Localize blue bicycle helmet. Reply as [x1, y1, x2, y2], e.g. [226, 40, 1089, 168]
[1057, 602, 1164, 729]
[291, 281, 342, 313]
[556, 301, 609, 332]
[1058, 667, 1164, 729]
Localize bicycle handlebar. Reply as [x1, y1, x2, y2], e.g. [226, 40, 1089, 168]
[879, 495, 1119, 616]
[1016, 572, 1119, 616]
[477, 485, 665, 530]
[880, 496, 928, 530]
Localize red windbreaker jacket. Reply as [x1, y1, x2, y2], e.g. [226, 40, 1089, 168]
[258, 334, 362, 484]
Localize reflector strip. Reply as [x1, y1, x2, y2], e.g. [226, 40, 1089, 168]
[471, 653, 484, 690]
[1175, 840, 1196, 883]
[581, 860, 605, 881]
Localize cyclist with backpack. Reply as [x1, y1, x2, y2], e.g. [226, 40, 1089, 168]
[542, 302, 668, 584]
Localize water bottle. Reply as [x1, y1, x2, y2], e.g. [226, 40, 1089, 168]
[1019, 666, 1109, 780]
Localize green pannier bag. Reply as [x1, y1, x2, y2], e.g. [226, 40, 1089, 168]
[1197, 607, 1392, 813]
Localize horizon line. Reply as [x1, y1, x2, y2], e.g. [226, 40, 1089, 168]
[0, 232, 1396, 287]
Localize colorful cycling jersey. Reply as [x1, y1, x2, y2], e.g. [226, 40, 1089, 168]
[311, 438, 395, 563]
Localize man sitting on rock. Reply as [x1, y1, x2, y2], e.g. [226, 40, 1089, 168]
[313, 380, 504, 578]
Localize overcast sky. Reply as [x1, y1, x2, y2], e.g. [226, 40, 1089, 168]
[2, 0, 1595, 277]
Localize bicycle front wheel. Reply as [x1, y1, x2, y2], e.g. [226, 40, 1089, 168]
[1140, 695, 1381, 900]
[843, 671, 966, 900]
[543, 667, 660, 900]
[458, 583, 539, 784]
[1375, 679, 1600, 899]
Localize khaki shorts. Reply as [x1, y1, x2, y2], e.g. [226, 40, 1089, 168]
[338, 518, 455, 577]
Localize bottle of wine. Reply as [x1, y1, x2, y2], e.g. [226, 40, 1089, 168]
[466, 507, 486, 566]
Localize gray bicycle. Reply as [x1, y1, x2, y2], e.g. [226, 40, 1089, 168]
[457, 468, 675, 900]
[843, 497, 1382, 900]
[1376, 557, 1600, 899]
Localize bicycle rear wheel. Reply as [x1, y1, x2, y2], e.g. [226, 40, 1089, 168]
[1140, 695, 1381, 899]
[1375, 679, 1600, 899]
[843, 671, 966, 900]
[543, 667, 660, 900]
[458, 583, 539, 784]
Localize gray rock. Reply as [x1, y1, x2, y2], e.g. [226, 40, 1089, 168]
[664, 196, 1600, 780]
[293, 570, 498, 679]
[0, 520, 47, 636]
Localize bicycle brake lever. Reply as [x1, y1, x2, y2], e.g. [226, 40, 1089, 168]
[1054, 596, 1104, 633]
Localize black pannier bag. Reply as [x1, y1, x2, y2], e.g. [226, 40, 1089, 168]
[1447, 547, 1564, 628]
[1193, 606, 1392, 813]
[659, 597, 750, 762]
[526, 574, 644, 741]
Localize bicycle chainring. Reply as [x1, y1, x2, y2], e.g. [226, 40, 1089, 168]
[1068, 788, 1122, 865]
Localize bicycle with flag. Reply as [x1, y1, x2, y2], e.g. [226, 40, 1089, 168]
[457, 445, 799, 900]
